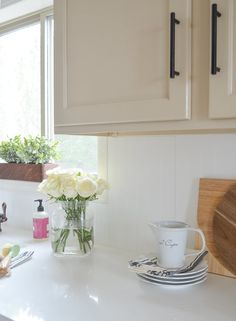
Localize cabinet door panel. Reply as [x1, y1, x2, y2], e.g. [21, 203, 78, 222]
[67, 0, 168, 105]
[55, 0, 191, 131]
[209, 0, 236, 119]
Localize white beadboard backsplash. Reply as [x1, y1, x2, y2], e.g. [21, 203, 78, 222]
[1, 134, 236, 254]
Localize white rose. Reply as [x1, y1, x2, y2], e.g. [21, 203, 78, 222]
[60, 174, 78, 198]
[45, 175, 64, 198]
[38, 179, 49, 194]
[96, 178, 109, 195]
[77, 178, 97, 198]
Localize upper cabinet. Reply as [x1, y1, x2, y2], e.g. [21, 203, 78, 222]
[55, 0, 236, 135]
[54, 0, 192, 134]
[209, 0, 236, 119]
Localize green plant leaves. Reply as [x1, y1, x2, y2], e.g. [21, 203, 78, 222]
[0, 135, 59, 164]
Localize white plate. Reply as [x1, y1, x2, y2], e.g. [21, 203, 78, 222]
[137, 273, 207, 286]
[169, 259, 208, 276]
[141, 269, 208, 282]
[138, 270, 208, 283]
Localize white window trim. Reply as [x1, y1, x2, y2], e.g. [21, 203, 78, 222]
[0, 6, 52, 32]
[0, 0, 53, 24]
[40, 9, 54, 139]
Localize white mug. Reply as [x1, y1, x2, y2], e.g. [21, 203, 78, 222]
[149, 220, 206, 269]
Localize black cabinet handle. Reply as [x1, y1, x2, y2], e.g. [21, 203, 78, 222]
[211, 3, 221, 75]
[170, 12, 180, 79]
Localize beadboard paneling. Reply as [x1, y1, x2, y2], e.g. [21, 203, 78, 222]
[1, 134, 236, 254]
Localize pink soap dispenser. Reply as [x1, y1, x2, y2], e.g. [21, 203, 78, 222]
[33, 199, 49, 240]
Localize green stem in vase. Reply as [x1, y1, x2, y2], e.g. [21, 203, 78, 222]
[73, 227, 93, 254]
[53, 228, 70, 253]
[52, 200, 94, 255]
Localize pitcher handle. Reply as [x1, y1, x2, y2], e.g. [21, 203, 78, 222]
[148, 222, 157, 230]
[185, 228, 206, 257]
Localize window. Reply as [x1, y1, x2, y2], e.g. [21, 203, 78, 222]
[0, 9, 100, 175]
[0, 21, 40, 138]
[0, 11, 53, 138]
[55, 135, 98, 172]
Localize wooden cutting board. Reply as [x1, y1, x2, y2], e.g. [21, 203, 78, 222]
[196, 178, 236, 278]
[213, 186, 236, 275]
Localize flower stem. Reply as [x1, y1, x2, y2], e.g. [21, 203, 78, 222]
[52, 200, 93, 255]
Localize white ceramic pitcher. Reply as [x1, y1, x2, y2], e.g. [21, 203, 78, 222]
[149, 220, 206, 269]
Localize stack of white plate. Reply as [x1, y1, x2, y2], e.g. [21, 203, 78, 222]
[137, 260, 208, 286]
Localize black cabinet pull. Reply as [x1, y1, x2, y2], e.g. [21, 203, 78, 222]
[170, 12, 180, 79]
[211, 3, 221, 75]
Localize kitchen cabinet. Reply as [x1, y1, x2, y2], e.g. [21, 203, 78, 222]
[54, 0, 192, 134]
[209, 0, 236, 119]
[55, 0, 236, 135]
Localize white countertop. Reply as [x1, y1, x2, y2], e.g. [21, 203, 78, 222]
[0, 229, 236, 321]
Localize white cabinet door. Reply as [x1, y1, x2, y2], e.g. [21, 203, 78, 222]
[54, 0, 191, 133]
[209, 0, 236, 119]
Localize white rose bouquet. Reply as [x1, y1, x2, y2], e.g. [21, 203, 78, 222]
[38, 167, 108, 201]
[38, 168, 108, 256]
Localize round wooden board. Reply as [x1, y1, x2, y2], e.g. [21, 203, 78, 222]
[197, 178, 236, 278]
[213, 185, 236, 275]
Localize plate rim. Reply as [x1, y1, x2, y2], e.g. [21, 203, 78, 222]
[137, 273, 207, 285]
[139, 269, 208, 281]
[137, 274, 207, 286]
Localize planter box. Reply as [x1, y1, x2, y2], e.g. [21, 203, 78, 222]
[0, 163, 58, 182]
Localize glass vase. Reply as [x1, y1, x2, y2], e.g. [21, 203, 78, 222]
[51, 200, 94, 257]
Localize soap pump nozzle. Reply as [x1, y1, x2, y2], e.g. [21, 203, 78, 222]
[34, 199, 44, 212]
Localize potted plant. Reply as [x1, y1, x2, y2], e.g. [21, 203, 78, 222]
[0, 135, 59, 182]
